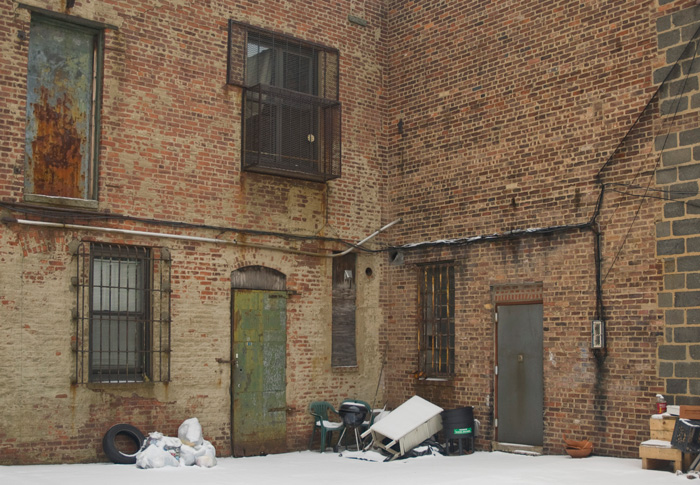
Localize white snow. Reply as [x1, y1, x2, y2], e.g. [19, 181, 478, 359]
[640, 439, 672, 448]
[0, 450, 690, 485]
[681, 419, 700, 428]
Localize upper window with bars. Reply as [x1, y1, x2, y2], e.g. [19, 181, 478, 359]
[228, 21, 341, 182]
[74, 243, 171, 383]
[418, 262, 455, 377]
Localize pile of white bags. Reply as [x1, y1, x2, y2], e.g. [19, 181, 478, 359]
[135, 417, 217, 469]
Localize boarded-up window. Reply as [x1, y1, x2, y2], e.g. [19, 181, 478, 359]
[25, 15, 102, 200]
[419, 263, 455, 377]
[332, 253, 356, 367]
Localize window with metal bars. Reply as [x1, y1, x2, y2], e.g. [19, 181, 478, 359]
[418, 263, 455, 377]
[74, 243, 171, 383]
[227, 21, 341, 182]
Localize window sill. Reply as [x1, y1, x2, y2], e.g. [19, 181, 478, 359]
[415, 376, 455, 387]
[25, 193, 98, 210]
[331, 365, 359, 374]
[81, 380, 162, 389]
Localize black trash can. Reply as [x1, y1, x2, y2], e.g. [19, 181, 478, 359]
[441, 406, 474, 455]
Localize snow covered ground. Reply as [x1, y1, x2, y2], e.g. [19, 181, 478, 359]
[0, 450, 691, 485]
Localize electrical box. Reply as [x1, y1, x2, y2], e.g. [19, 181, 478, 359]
[591, 320, 605, 349]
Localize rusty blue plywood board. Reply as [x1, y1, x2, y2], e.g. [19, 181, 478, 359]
[25, 15, 99, 199]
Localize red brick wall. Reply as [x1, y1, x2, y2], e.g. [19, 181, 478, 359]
[0, 0, 386, 464]
[380, 0, 673, 457]
[2, 0, 697, 463]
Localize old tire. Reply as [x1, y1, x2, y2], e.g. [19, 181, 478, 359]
[102, 424, 145, 464]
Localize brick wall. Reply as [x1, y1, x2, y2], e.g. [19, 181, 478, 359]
[4, 0, 700, 464]
[0, 0, 386, 464]
[380, 0, 678, 457]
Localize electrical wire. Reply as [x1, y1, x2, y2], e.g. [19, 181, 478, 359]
[391, 221, 593, 251]
[596, 22, 700, 180]
[599, 34, 700, 285]
[607, 185, 700, 209]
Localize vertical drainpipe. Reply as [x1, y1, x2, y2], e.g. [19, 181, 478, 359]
[590, 186, 608, 438]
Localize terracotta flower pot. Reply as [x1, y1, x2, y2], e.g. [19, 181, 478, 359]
[562, 434, 592, 449]
[565, 446, 593, 458]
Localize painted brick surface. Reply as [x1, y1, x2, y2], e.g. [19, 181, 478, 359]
[0, 0, 386, 464]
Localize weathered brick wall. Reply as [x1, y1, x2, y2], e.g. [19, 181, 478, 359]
[0, 0, 386, 464]
[653, 3, 700, 407]
[380, 0, 674, 457]
[5, 0, 698, 464]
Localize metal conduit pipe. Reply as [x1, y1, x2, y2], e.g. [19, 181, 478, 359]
[2, 217, 401, 258]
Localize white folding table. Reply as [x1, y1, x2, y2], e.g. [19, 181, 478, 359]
[361, 395, 443, 461]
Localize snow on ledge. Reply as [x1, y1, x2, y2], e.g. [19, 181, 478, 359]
[640, 439, 672, 448]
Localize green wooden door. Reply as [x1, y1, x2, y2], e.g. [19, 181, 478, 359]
[232, 290, 287, 456]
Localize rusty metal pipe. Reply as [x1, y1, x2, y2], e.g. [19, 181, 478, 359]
[4, 217, 400, 258]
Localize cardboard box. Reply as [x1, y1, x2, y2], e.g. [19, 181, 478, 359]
[680, 406, 700, 420]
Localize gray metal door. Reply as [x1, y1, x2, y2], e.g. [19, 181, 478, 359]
[496, 304, 543, 446]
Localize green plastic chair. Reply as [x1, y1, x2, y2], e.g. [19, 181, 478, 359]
[308, 401, 344, 452]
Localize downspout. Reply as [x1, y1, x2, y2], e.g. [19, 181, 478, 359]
[589, 186, 606, 325]
[588, 186, 608, 436]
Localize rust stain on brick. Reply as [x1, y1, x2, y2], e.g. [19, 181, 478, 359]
[29, 87, 85, 199]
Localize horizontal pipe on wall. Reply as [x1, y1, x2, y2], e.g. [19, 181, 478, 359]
[2, 217, 400, 259]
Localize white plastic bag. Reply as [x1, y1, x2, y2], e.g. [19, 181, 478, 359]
[196, 454, 217, 468]
[180, 439, 216, 467]
[195, 441, 217, 468]
[179, 444, 197, 467]
[178, 417, 203, 447]
[135, 442, 180, 469]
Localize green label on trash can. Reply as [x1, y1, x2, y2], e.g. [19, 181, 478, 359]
[453, 427, 472, 435]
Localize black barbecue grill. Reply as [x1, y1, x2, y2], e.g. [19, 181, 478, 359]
[337, 402, 370, 451]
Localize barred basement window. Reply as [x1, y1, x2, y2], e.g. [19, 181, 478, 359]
[228, 21, 341, 182]
[74, 243, 171, 383]
[418, 262, 455, 377]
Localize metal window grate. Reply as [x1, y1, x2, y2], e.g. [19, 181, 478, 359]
[243, 84, 341, 181]
[74, 243, 171, 383]
[228, 21, 341, 182]
[418, 263, 455, 377]
[227, 20, 339, 100]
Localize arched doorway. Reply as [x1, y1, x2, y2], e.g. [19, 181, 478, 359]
[230, 266, 287, 456]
